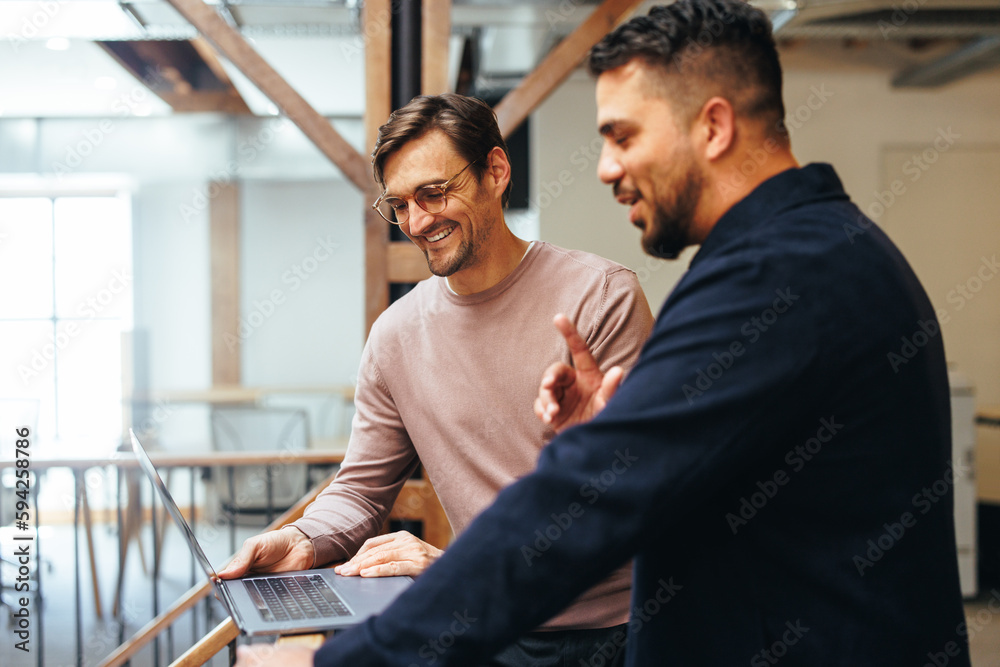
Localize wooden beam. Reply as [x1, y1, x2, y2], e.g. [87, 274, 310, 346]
[387, 241, 431, 283]
[99, 580, 213, 667]
[168, 619, 239, 667]
[210, 181, 241, 386]
[365, 0, 393, 336]
[422, 0, 452, 95]
[365, 206, 390, 338]
[166, 0, 371, 192]
[97, 39, 252, 115]
[494, 0, 644, 138]
[364, 0, 393, 155]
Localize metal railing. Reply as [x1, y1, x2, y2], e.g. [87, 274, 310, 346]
[0, 450, 348, 667]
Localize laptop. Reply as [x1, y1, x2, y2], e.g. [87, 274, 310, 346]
[129, 429, 412, 635]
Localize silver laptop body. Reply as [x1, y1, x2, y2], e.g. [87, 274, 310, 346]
[129, 429, 412, 636]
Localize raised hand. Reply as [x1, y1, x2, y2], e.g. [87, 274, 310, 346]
[217, 526, 315, 579]
[534, 314, 624, 433]
[334, 530, 443, 578]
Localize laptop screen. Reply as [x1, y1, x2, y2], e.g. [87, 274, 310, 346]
[130, 429, 220, 582]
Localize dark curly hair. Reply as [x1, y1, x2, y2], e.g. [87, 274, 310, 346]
[589, 0, 786, 138]
[372, 93, 513, 207]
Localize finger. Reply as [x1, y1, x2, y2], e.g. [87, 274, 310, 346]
[537, 363, 574, 408]
[534, 396, 553, 423]
[539, 388, 562, 421]
[539, 362, 575, 390]
[598, 366, 624, 403]
[536, 380, 559, 408]
[348, 544, 411, 572]
[353, 533, 398, 557]
[359, 560, 412, 577]
[218, 543, 255, 579]
[337, 539, 405, 575]
[553, 314, 599, 374]
[359, 543, 439, 577]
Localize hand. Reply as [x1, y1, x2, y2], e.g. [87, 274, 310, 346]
[534, 313, 624, 433]
[217, 526, 315, 579]
[234, 644, 315, 667]
[334, 530, 442, 578]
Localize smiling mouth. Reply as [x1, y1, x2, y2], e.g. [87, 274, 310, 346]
[426, 226, 456, 243]
[615, 188, 642, 225]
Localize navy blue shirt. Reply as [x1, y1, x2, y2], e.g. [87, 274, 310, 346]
[316, 164, 969, 666]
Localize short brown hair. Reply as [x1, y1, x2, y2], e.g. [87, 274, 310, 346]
[372, 93, 513, 207]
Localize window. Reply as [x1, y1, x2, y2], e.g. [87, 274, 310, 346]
[0, 195, 132, 454]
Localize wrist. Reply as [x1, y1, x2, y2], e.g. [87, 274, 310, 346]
[281, 525, 316, 568]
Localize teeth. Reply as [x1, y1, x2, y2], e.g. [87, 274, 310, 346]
[427, 227, 454, 243]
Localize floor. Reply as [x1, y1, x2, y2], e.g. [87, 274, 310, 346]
[2, 521, 1000, 667]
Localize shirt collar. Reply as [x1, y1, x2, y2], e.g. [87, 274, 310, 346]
[692, 163, 849, 267]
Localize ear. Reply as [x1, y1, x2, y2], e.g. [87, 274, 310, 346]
[484, 145, 511, 198]
[695, 96, 736, 162]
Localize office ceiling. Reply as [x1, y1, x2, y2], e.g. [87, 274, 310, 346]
[0, 0, 998, 118]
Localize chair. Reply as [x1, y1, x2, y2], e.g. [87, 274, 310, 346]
[209, 406, 310, 521]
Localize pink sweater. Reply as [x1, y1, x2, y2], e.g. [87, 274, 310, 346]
[295, 241, 654, 630]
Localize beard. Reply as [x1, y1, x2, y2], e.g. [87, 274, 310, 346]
[422, 217, 491, 277]
[642, 163, 704, 260]
[425, 231, 474, 276]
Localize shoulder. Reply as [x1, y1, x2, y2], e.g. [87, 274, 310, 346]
[530, 242, 641, 291]
[367, 278, 442, 344]
[533, 241, 634, 276]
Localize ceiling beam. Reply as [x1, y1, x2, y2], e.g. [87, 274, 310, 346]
[892, 36, 1000, 88]
[165, 0, 372, 192]
[494, 0, 644, 138]
[97, 39, 253, 114]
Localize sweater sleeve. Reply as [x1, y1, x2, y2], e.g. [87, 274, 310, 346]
[292, 338, 420, 566]
[586, 267, 654, 375]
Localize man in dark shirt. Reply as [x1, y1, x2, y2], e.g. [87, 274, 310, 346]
[238, 1, 969, 664]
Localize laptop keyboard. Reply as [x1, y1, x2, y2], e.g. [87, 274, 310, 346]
[244, 574, 351, 622]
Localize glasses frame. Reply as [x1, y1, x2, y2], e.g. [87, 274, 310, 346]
[371, 157, 481, 225]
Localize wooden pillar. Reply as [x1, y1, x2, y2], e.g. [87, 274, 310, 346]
[422, 0, 452, 96]
[364, 0, 393, 336]
[210, 182, 240, 386]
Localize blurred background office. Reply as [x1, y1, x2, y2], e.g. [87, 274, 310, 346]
[0, 1, 999, 665]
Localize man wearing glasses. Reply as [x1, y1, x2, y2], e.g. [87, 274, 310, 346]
[220, 93, 653, 665]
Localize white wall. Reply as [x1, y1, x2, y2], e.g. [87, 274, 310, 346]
[240, 180, 364, 388]
[131, 181, 212, 446]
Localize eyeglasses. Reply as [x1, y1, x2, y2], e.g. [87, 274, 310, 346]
[371, 158, 480, 225]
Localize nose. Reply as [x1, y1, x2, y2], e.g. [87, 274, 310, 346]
[405, 200, 436, 236]
[597, 142, 623, 185]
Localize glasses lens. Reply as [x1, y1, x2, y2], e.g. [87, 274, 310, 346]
[378, 197, 406, 224]
[415, 187, 447, 214]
